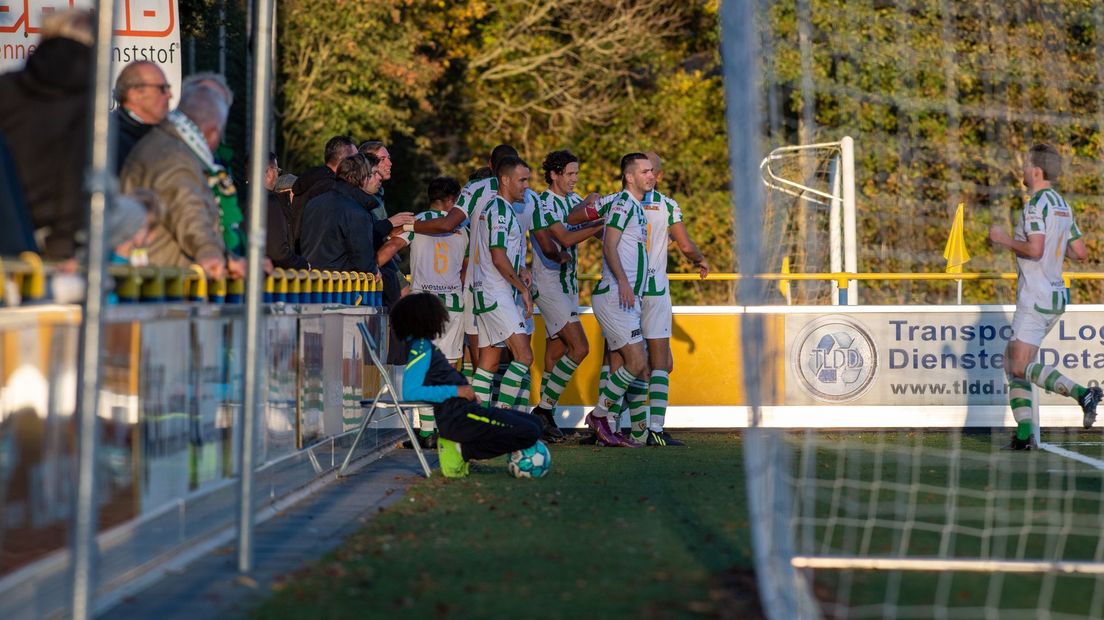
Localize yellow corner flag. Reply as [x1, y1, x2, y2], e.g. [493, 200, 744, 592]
[944, 202, 971, 273]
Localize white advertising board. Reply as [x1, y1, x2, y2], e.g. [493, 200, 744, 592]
[0, 0, 182, 107]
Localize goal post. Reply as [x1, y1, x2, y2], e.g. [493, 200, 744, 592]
[759, 136, 858, 305]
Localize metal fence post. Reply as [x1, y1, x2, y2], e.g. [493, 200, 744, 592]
[237, 0, 274, 574]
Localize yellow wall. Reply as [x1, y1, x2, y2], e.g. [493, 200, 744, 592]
[529, 312, 783, 406]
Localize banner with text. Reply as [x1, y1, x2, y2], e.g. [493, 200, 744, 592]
[784, 310, 1104, 406]
[0, 0, 182, 107]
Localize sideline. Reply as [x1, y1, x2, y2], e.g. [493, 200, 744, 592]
[98, 449, 434, 619]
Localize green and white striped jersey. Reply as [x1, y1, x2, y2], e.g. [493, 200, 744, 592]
[593, 190, 648, 298]
[640, 189, 683, 296]
[470, 195, 524, 312]
[1015, 187, 1082, 314]
[532, 190, 583, 295]
[402, 209, 468, 312]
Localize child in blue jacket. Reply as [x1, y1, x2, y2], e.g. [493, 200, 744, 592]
[392, 293, 541, 477]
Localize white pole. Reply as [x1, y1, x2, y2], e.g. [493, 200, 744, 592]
[841, 135, 858, 304]
[956, 279, 963, 305]
[829, 154, 842, 305]
[72, 2, 116, 617]
[237, 0, 274, 574]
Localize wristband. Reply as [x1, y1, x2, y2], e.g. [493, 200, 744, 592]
[402, 223, 414, 232]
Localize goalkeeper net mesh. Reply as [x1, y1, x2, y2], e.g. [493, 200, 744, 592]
[727, 1, 1104, 618]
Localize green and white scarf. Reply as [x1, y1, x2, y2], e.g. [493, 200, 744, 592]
[168, 110, 245, 256]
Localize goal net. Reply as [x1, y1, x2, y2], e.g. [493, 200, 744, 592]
[724, 1, 1104, 618]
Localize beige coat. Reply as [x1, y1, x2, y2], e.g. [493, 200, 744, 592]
[120, 122, 225, 267]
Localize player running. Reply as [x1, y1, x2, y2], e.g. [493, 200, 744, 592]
[633, 152, 710, 446]
[988, 143, 1101, 450]
[377, 177, 467, 448]
[585, 153, 655, 448]
[529, 150, 603, 441]
[468, 156, 536, 412]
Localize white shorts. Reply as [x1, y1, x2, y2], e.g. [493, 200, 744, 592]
[592, 289, 643, 351]
[433, 309, 465, 361]
[534, 283, 579, 338]
[463, 287, 478, 336]
[641, 292, 672, 340]
[476, 296, 527, 347]
[1011, 305, 1061, 348]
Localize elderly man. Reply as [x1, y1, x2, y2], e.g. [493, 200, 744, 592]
[112, 61, 172, 172]
[120, 84, 244, 279]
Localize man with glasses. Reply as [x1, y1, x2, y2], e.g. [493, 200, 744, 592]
[113, 61, 172, 172]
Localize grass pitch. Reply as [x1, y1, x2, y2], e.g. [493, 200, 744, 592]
[248, 430, 1104, 619]
[249, 433, 762, 620]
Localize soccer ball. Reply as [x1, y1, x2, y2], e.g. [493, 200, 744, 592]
[507, 440, 551, 478]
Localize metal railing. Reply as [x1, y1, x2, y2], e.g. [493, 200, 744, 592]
[0, 254, 386, 306]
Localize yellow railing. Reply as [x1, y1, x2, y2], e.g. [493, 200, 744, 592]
[0, 254, 384, 306]
[6, 249, 1104, 306]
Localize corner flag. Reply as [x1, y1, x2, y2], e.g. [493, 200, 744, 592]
[943, 202, 970, 273]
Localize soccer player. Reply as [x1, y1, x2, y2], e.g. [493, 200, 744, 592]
[585, 153, 654, 448]
[376, 177, 467, 448]
[469, 156, 536, 412]
[988, 143, 1101, 449]
[633, 151, 710, 446]
[414, 145, 520, 368]
[529, 150, 603, 440]
[394, 293, 541, 478]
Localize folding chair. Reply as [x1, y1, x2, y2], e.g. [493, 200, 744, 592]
[338, 319, 433, 477]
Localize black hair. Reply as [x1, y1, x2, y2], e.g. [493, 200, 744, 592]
[468, 166, 493, 181]
[489, 144, 519, 170]
[427, 177, 462, 204]
[391, 293, 449, 341]
[324, 135, 356, 166]
[620, 152, 648, 179]
[495, 155, 529, 180]
[542, 149, 579, 185]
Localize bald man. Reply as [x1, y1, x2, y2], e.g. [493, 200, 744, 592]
[113, 61, 172, 172]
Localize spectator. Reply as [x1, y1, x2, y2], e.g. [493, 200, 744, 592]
[298, 154, 383, 274]
[0, 9, 93, 259]
[177, 77, 245, 257]
[262, 152, 309, 269]
[358, 140, 407, 303]
[120, 84, 244, 279]
[0, 133, 36, 256]
[291, 135, 358, 252]
[112, 61, 172, 173]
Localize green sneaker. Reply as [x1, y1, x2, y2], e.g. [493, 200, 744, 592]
[437, 438, 469, 478]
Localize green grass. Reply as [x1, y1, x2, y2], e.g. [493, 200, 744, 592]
[794, 430, 1104, 618]
[250, 433, 762, 620]
[249, 430, 1104, 619]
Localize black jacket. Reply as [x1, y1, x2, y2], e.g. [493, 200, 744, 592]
[0, 37, 91, 259]
[266, 190, 309, 269]
[299, 180, 380, 274]
[113, 108, 154, 174]
[290, 164, 336, 253]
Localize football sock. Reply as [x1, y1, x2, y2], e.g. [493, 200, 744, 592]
[1009, 377, 1033, 440]
[595, 367, 635, 417]
[461, 360, 474, 381]
[472, 368, 494, 405]
[648, 369, 670, 432]
[540, 357, 579, 409]
[628, 380, 649, 441]
[1026, 362, 1086, 400]
[417, 406, 436, 435]
[597, 364, 610, 414]
[496, 361, 530, 409]
[519, 371, 531, 407]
